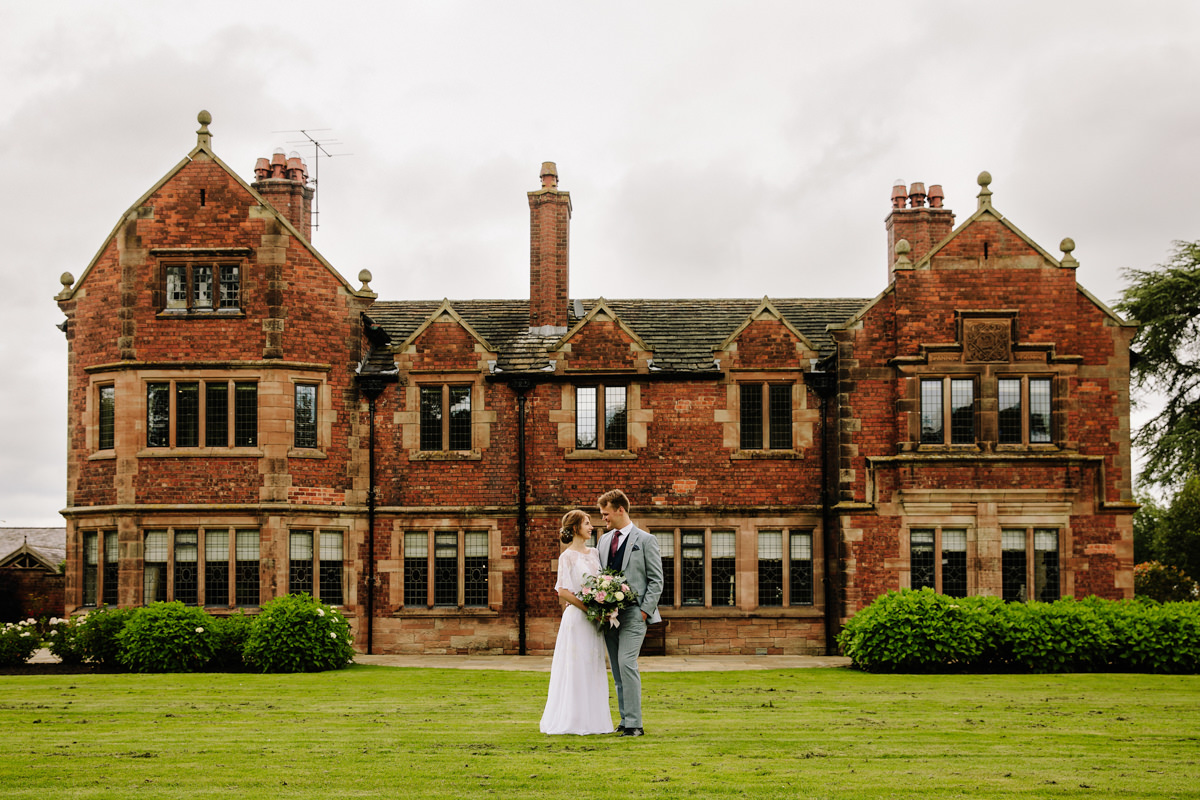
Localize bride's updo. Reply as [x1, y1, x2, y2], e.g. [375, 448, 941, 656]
[560, 509, 587, 544]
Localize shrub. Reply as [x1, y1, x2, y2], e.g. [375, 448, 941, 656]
[839, 589, 1200, 674]
[78, 606, 135, 666]
[208, 611, 255, 671]
[1134, 561, 1199, 603]
[0, 619, 42, 667]
[836, 589, 1002, 672]
[117, 602, 215, 673]
[44, 616, 88, 664]
[242, 593, 355, 673]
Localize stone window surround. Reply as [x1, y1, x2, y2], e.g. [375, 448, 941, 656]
[897, 501, 1071, 600]
[392, 520, 502, 614]
[83, 363, 333, 460]
[139, 524, 265, 608]
[555, 382, 649, 460]
[719, 373, 816, 460]
[398, 375, 492, 461]
[644, 516, 824, 617]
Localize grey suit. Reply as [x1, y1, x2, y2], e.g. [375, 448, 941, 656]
[598, 524, 664, 730]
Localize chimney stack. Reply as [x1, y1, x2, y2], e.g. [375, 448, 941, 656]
[252, 148, 314, 239]
[885, 179, 954, 279]
[528, 161, 572, 334]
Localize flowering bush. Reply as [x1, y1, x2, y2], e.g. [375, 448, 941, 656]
[0, 619, 42, 667]
[44, 616, 88, 664]
[242, 593, 355, 673]
[78, 606, 136, 666]
[578, 569, 639, 631]
[117, 602, 216, 673]
[1135, 561, 1199, 603]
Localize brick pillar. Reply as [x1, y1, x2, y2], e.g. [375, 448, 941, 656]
[527, 162, 571, 334]
[885, 181, 955, 279]
[252, 150, 314, 240]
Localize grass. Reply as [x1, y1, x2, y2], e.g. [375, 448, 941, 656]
[1, 666, 1197, 799]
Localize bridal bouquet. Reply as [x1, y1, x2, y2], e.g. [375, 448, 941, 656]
[579, 569, 639, 631]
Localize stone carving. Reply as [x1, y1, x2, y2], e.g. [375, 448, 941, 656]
[965, 321, 1010, 362]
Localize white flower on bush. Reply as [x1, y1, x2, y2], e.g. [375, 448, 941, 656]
[195, 627, 205, 633]
[330, 632, 338, 639]
[20, 632, 31, 637]
[25, 618, 35, 625]
[316, 608, 325, 617]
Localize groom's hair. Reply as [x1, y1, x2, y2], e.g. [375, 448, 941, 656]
[597, 489, 630, 512]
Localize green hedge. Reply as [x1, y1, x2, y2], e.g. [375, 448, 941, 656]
[838, 589, 1200, 674]
[55, 596, 355, 673]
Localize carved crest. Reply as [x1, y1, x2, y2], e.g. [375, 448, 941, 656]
[964, 321, 1010, 362]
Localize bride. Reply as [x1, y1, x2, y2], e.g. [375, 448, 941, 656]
[539, 509, 614, 735]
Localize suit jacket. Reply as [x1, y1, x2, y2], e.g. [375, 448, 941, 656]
[598, 524, 664, 624]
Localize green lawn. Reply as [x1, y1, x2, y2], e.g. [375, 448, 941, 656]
[1, 666, 1197, 799]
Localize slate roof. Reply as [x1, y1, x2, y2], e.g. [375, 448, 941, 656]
[0, 528, 66, 571]
[364, 297, 869, 375]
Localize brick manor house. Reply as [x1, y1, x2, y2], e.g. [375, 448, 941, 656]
[54, 112, 1137, 655]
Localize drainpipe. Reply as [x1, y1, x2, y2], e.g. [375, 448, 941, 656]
[511, 379, 532, 655]
[808, 362, 839, 654]
[358, 376, 388, 656]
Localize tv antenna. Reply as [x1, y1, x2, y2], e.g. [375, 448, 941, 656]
[271, 128, 352, 231]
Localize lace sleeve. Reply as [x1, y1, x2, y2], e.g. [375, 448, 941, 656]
[554, 550, 573, 594]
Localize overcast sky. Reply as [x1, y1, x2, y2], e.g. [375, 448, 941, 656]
[2, 2, 1196, 526]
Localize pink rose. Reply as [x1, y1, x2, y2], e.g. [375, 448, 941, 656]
[596, 591, 607, 603]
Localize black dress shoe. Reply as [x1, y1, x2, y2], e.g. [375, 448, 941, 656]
[620, 727, 644, 737]
[614, 725, 625, 734]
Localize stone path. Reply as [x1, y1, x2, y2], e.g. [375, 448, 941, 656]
[31, 648, 851, 672]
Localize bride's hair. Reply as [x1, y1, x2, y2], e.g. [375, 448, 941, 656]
[560, 509, 588, 544]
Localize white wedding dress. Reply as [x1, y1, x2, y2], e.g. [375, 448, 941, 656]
[539, 547, 614, 735]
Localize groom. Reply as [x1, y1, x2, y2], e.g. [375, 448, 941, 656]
[597, 489, 664, 737]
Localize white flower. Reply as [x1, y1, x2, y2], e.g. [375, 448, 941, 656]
[20, 632, 31, 637]
[316, 608, 325, 617]
[195, 627, 205, 633]
[49, 617, 61, 625]
[614, 591, 625, 601]
[330, 632, 338, 639]
[346, 638, 353, 644]
[26, 618, 35, 625]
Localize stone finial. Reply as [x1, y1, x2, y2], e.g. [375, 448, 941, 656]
[60, 272, 74, 289]
[891, 180, 907, 210]
[358, 269, 373, 291]
[196, 110, 212, 149]
[894, 238, 913, 269]
[540, 161, 558, 190]
[1059, 237, 1078, 268]
[977, 171, 993, 209]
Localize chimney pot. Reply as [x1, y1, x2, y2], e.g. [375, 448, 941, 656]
[908, 182, 927, 208]
[254, 157, 271, 180]
[891, 180, 908, 210]
[540, 161, 558, 190]
[927, 185, 944, 208]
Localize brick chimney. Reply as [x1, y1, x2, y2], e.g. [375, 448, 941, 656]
[528, 161, 571, 334]
[252, 149, 314, 240]
[885, 180, 955, 280]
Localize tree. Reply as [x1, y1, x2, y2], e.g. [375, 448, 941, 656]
[1117, 241, 1200, 487]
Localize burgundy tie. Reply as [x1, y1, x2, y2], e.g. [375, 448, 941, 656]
[609, 530, 621, 564]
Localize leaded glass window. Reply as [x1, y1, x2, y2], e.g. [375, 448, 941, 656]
[162, 262, 240, 312]
[102, 532, 119, 606]
[1030, 378, 1052, 443]
[789, 532, 813, 606]
[769, 385, 792, 450]
[289, 531, 314, 595]
[998, 378, 1022, 444]
[205, 531, 229, 607]
[448, 386, 472, 451]
[173, 530, 199, 605]
[711, 532, 736, 607]
[192, 264, 213, 309]
[433, 532, 458, 606]
[1001, 529, 1027, 602]
[949, 379, 975, 444]
[98, 386, 115, 450]
[942, 530, 967, 598]
[681, 531, 705, 606]
[910, 529, 936, 590]
[175, 382, 200, 448]
[758, 531, 783, 607]
[319, 532, 344, 605]
[235, 530, 260, 606]
[1034, 529, 1059, 602]
[295, 385, 318, 449]
[147, 383, 170, 447]
[653, 531, 675, 608]
[205, 382, 229, 447]
[234, 383, 257, 447]
[740, 383, 763, 449]
[420, 385, 473, 452]
[144, 530, 168, 603]
[920, 379, 943, 443]
[82, 532, 98, 607]
[404, 532, 428, 607]
[464, 531, 488, 607]
[575, 384, 627, 450]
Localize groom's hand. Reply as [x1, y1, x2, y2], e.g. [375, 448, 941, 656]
[641, 610, 648, 621]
